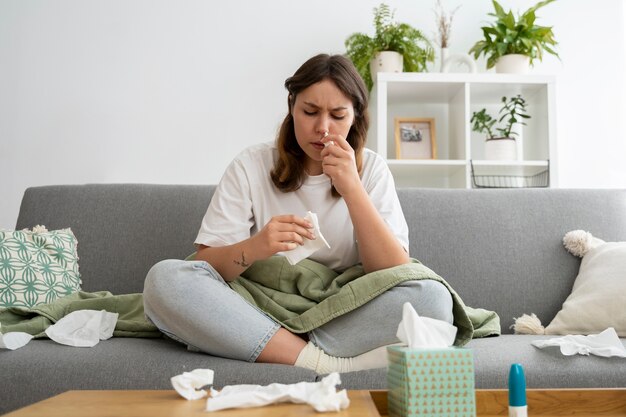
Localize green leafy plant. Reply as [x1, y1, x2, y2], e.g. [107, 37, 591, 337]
[345, 3, 435, 91]
[468, 0, 559, 69]
[471, 95, 530, 139]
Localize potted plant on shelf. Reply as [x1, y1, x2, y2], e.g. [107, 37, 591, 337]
[471, 94, 530, 160]
[468, 0, 559, 73]
[345, 3, 434, 91]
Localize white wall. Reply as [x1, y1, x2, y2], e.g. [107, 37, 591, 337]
[1, 0, 625, 229]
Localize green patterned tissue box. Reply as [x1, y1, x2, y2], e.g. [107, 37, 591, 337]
[387, 346, 476, 417]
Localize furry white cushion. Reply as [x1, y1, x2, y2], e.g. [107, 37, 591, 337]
[546, 232, 626, 336]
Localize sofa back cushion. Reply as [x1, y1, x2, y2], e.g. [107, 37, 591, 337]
[16, 184, 215, 296]
[16, 185, 626, 333]
[397, 188, 626, 333]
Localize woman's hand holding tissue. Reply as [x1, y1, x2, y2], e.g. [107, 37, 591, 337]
[194, 213, 316, 281]
[283, 212, 330, 265]
[249, 214, 316, 259]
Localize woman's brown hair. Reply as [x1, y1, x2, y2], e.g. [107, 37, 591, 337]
[270, 53, 369, 197]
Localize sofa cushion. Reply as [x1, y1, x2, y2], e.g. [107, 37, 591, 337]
[337, 335, 626, 391]
[546, 241, 626, 336]
[465, 335, 626, 388]
[0, 227, 81, 309]
[0, 337, 317, 415]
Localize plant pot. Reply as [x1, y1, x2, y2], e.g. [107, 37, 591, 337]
[495, 54, 530, 74]
[370, 51, 403, 84]
[484, 137, 517, 160]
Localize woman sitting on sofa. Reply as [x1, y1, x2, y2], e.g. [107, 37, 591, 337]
[143, 53, 453, 373]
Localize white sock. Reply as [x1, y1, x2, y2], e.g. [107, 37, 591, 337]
[294, 341, 399, 374]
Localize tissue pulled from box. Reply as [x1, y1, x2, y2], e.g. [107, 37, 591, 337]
[171, 369, 215, 400]
[206, 372, 349, 412]
[397, 302, 457, 348]
[388, 304, 474, 417]
[282, 211, 331, 265]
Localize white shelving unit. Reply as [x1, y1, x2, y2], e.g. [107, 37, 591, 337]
[367, 72, 557, 188]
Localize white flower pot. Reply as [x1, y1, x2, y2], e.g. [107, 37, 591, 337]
[484, 137, 517, 160]
[370, 51, 403, 84]
[495, 54, 530, 74]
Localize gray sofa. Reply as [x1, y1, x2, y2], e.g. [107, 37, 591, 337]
[2, 184, 626, 414]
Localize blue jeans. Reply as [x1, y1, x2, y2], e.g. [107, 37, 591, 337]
[143, 259, 454, 362]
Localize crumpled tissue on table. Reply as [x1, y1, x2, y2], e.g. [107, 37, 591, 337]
[282, 211, 331, 266]
[0, 309, 118, 350]
[171, 369, 349, 413]
[531, 327, 626, 358]
[171, 369, 215, 400]
[207, 372, 349, 412]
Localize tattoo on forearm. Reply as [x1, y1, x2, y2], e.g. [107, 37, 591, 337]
[233, 251, 250, 267]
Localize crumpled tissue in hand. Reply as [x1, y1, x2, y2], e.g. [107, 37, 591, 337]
[45, 309, 118, 347]
[283, 211, 331, 265]
[397, 302, 457, 348]
[531, 327, 626, 358]
[171, 369, 215, 400]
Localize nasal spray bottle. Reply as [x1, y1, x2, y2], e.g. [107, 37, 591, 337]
[508, 364, 527, 417]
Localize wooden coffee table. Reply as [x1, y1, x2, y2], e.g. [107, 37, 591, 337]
[3, 388, 626, 417]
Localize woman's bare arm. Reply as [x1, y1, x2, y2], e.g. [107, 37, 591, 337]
[195, 214, 314, 281]
[321, 134, 409, 273]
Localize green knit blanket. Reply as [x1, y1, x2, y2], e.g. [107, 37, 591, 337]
[0, 291, 161, 338]
[229, 257, 500, 346]
[0, 258, 500, 347]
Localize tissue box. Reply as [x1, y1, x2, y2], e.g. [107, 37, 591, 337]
[387, 346, 476, 417]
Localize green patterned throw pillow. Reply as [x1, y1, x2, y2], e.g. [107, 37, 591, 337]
[0, 226, 81, 309]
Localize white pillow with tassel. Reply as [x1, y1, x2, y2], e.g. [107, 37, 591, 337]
[513, 230, 626, 337]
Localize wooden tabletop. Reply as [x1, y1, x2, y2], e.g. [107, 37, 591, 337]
[474, 389, 626, 417]
[3, 390, 380, 417]
[4, 388, 626, 417]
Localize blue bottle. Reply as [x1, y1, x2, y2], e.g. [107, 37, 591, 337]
[508, 363, 527, 417]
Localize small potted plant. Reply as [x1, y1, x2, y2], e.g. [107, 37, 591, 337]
[468, 0, 559, 73]
[345, 3, 434, 91]
[471, 95, 530, 160]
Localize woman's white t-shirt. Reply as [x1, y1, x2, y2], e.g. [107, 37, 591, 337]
[195, 142, 409, 271]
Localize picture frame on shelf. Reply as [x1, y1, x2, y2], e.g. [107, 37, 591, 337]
[394, 117, 437, 159]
